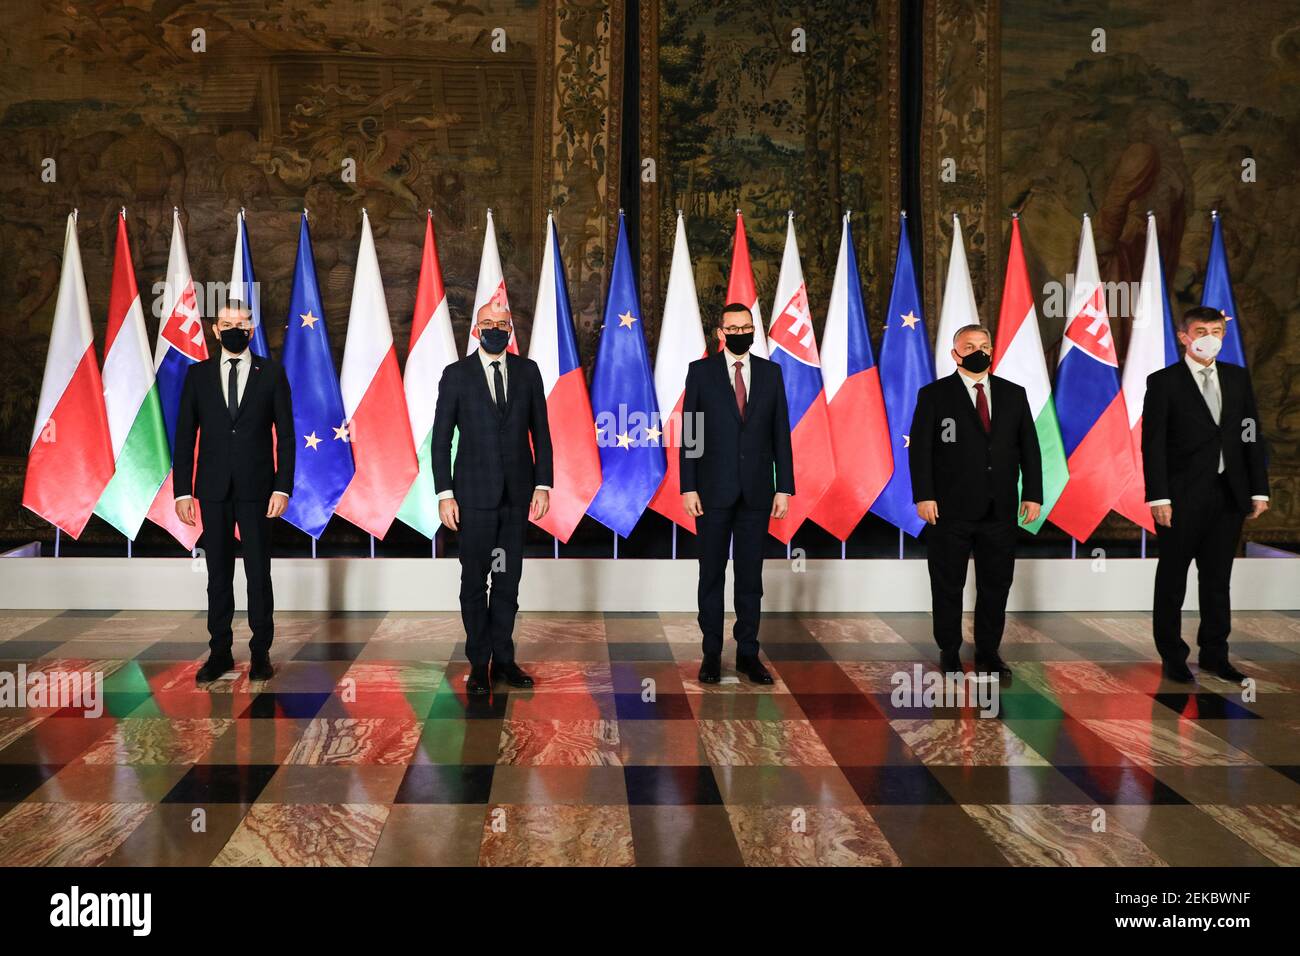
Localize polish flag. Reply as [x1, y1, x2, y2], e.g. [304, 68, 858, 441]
[23, 211, 115, 538]
[1050, 215, 1136, 541]
[726, 210, 769, 359]
[766, 213, 834, 542]
[466, 209, 519, 355]
[335, 209, 419, 539]
[809, 213, 893, 540]
[146, 208, 205, 550]
[649, 211, 708, 531]
[1115, 212, 1178, 532]
[528, 213, 602, 541]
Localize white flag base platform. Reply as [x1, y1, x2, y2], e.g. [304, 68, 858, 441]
[0, 556, 1295, 612]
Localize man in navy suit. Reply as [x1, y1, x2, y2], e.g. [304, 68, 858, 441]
[1142, 305, 1270, 683]
[173, 302, 295, 684]
[431, 302, 553, 695]
[680, 302, 795, 685]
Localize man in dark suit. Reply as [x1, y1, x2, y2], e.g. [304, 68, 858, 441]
[1142, 305, 1270, 684]
[432, 302, 553, 695]
[174, 302, 295, 684]
[910, 324, 1042, 679]
[680, 302, 795, 685]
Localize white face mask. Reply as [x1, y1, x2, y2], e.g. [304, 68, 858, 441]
[1188, 334, 1223, 361]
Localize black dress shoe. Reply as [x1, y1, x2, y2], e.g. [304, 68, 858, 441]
[974, 656, 1013, 680]
[698, 653, 721, 684]
[491, 661, 534, 688]
[195, 653, 235, 684]
[248, 654, 274, 682]
[1199, 659, 1247, 683]
[466, 668, 491, 696]
[1161, 660, 1196, 683]
[939, 649, 963, 674]
[736, 655, 774, 685]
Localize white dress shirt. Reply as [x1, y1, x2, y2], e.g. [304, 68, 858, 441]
[724, 348, 751, 399]
[1146, 353, 1268, 507]
[176, 348, 288, 503]
[957, 368, 991, 416]
[436, 349, 550, 501]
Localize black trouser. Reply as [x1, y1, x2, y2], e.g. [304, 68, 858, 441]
[925, 503, 1018, 658]
[1153, 476, 1246, 666]
[697, 499, 768, 658]
[457, 485, 527, 669]
[198, 498, 274, 657]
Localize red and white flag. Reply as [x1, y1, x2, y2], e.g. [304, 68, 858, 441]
[466, 209, 518, 355]
[335, 209, 419, 539]
[726, 210, 769, 359]
[23, 212, 115, 537]
[649, 211, 709, 531]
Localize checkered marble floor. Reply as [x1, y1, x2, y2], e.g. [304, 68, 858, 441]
[1, 608, 1298, 867]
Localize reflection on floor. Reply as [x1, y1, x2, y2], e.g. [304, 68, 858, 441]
[1, 608, 1297, 867]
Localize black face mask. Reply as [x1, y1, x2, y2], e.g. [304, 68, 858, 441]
[480, 327, 510, 355]
[724, 331, 754, 355]
[220, 327, 251, 354]
[959, 349, 991, 374]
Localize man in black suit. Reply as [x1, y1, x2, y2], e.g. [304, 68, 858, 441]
[680, 302, 795, 685]
[174, 302, 295, 684]
[1142, 305, 1270, 684]
[432, 302, 553, 695]
[910, 324, 1042, 679]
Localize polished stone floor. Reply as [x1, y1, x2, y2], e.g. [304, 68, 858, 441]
[0, 608, 1297, 867]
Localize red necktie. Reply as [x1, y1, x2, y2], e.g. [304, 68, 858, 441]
[734, 361, 747, 418]
[974, 382, 990, 433]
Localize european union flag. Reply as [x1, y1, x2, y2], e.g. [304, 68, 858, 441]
[282, 213, 354, 538]
[586, 212, 666, 538]
[1200, 212, 1246, 367]
[871, 213, 934, 537]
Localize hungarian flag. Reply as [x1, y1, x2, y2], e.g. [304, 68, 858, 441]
[809, 213, 892, 540]
[1114, 213, 1178, 531]
[1201, 211, 1246, 366]
[649, 211, 708, 531]
[1050, 215, 1135, 541]
[991, 216, 1069, 534]
[466, 209, 518, 355]
[228, 208, 270, 357]
[933, 213, 979, 376]
[726, 210, 769, 358]
[335, 210, 419, 539]
[528, 213, 602, 541]
[94, 210, 170, 540]
[396, 212, 458, 538]
[147, 208, 205, 550]
[23, 211, 114, 537]
[766, 213, 834, 542]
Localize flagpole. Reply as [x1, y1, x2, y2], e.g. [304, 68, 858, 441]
[1071, 537, 1078, 559]
[311, 536, 317, 559]
[553, 535, 559, 559]
[841, 539, 846, 560]
[898, 528, 903, 560]
[369, 534, 375, 559]
[613, 531, 618, 559]
[1140, 529, 1147, 559]
[54, 527, 61, 558]
[672, 523, 677, 560]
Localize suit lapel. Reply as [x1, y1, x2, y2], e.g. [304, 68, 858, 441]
[503, 352, 521, 418]
[471, 353, 500, 415]
[950, 372, 988, 438]
[1179, 361, 1220, 429]
[716, 351, 742, 423]
[232, 355, 262, 422]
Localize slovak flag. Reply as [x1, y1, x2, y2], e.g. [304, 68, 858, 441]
[1201, 211, 1246, 367]
[808, 213, 892, 540]
[229, 208, 271, 357]
[726, 210, 769, 359]
[147, 208, 206, 550]
[528, 213, 602, 542]
[1049, 214, 1135, 541]
[766, 213, 834, 542]
[466, 209, 519, 355]
[648, 210, 708, 531]
[1114, 212, 1178, 531]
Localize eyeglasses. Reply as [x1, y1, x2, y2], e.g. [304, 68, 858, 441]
[721, 325, 755, 334]
[477, 320, 512, 331]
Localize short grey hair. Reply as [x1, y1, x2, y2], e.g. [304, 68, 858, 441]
[953, 323, 991, 345]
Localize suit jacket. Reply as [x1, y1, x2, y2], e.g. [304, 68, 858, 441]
[431, 352, 553, 509]
[1141, 359, 1269, 511]
[679, 350, 795, 509]
[909, 371, 1043, 521]
[173, 353, 295, 502]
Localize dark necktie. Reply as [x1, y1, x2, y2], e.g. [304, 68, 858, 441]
[974, 382, 990, 433]
[734, 361, 747, 418]
[227, 359, 240, 419]
[491, 360, 506, 414]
